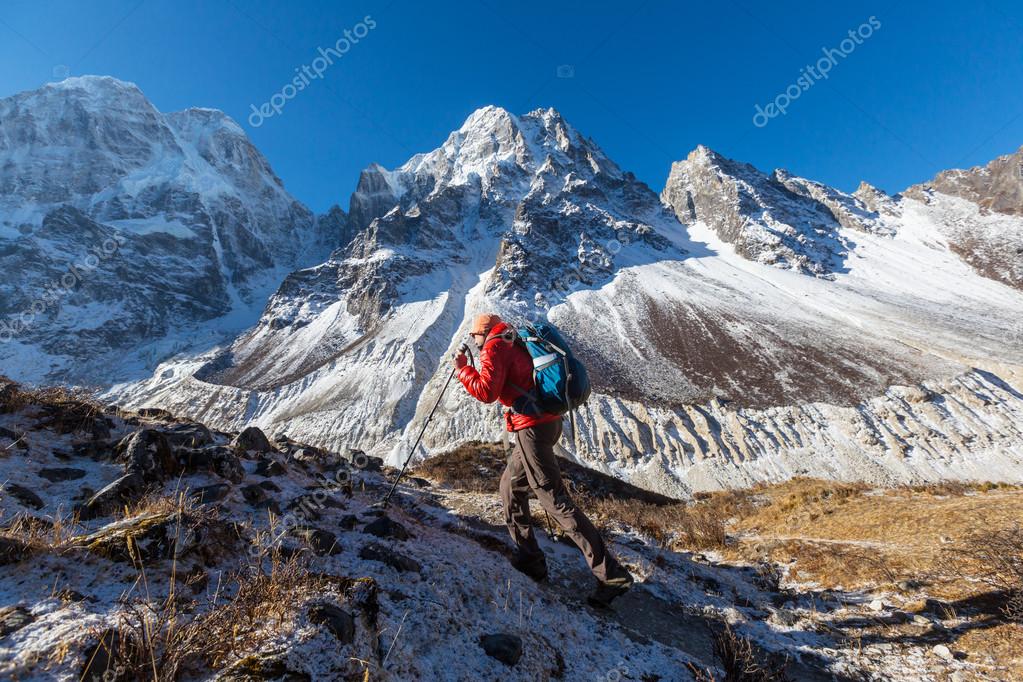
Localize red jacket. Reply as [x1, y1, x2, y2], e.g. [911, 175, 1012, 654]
[457, 321, 562, 432]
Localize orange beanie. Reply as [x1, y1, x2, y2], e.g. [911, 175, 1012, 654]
[471, 313, 502, 336]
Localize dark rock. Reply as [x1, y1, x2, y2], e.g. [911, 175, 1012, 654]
[348, 449, 382, 471]
[192, 520, 246, 566]
[78, 472, 145, 519]
[214, 450, 246, 483]
[81, 629, 138, 682]
[37, 467, 87, 482]
[339, 514, 359, 530]
[117, 429, 175, 479]
[255, 458, 287, 477]
[184, 564, 209, 594]
[293, 528, 341, 556]
[0, 426, 26, 444]
[272, 432, 291, 444]
[286, 491, 347, 524]
[770, 608, 800, 627]
[407, 476, 431, 489]
[162, 422, 214, 448]
[136, 407, 175, 421]
[83, 512, 195, 563]
[5, 483, 44, 509]
[72, 440, 112, 460]
[479, 633, 523, 666]
[178, 445, 244, 483]
[308, 603, 356, 644]
[363, 516, 412, 541]
[241, 484, 281, 514]
[91, 418, 113, 442]
[0, 382, 18, 413]
[190, 483, 231, 505]
[56, 588, 92, 603]
[232, 426, 274, 453]
[241, 483, 269, 505]
[887, 610, 912, 625]
[923, 598, 952, 617]
[259, 480, 282, 492]
[359, 542, 420, 573]
[218, 652, 311, 681]
[0, 537, 30, 565]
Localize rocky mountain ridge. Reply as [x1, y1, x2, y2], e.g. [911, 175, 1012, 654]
[109, 104, 1023, 498]
[1, 76, 1020, 498]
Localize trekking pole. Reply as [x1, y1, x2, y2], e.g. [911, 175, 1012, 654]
[381, 343, 469, 507]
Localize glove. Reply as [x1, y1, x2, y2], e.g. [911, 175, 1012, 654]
[454, 352, 468, 370]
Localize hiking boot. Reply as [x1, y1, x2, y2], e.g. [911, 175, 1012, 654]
[587, 572, 634, 608]
[510, 552, 548, 583]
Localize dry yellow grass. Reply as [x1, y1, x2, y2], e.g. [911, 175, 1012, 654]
[721, 478, 1023, 596]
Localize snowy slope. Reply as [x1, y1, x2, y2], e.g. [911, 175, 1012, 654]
[0, 76, 345, 385]
[107, 106, 1023, 498]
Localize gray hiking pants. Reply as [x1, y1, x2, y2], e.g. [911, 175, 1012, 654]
[499, 419, 626, 583]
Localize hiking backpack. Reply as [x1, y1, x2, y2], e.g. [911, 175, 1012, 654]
[508, 322, 591, 416]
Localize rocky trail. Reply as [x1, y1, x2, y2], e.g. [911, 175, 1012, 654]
[1, 379, 1014, 680]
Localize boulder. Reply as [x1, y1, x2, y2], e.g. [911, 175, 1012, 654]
[359, 542, 420, 573]
[37, 467, 87, 482]
[184, 564, 209, 594]
[135, 407, 175, 421]
[241, 484, 281, 514]
[308, 603, 356, 644]
[217, 652, 311, 681]
[363, 516, 412, 541]
[0, 537, 31, 565]
[72, 440, 112, 460]
[232, 426, 274, 453]
[769, 608, 800, 627]
[5, 483, 44, 509]
[117, 429, 175, 480]
[255, 458, 287, 477]
[81, 512, 195, 563]
[78, 472, 144, 520]
[0, 605, 35, 637]
[0, 382, 19, 413]
[0, 426, 26, 445]
[178, 445, 244, 483]
[80, 628, 138, 682]
[162, 422, 214, 448]
[190, 483, 232, 505]
[292, 528, 341, 556]
[348, 449, 383, 471]
[479, 633, 523, 666]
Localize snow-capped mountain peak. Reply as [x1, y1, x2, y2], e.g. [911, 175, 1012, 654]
[0, 76, 343, 385]
[3, 80, 1020, 500]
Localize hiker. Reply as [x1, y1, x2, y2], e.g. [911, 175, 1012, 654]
[454, 313, 634, 607]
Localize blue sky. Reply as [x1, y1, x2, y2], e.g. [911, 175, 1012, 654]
[2, 1, 1022, 213]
